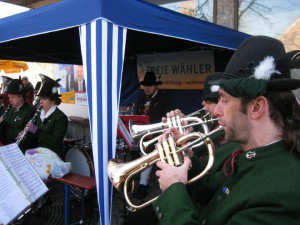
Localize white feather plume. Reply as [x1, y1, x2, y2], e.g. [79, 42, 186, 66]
[52, 87, 58, 94]
[210, 85, 220, 93]
[254, 56, 281, 80]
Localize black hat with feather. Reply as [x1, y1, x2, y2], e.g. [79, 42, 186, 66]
[203, 72, 222, 103]
[210, 35, 300, 99]
[5, 78, 25, 94]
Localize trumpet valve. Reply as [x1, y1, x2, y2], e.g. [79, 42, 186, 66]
[175, 113, 183, 133]
[168, 136, 182, 166]
[156, 142, 166, 163]
[157, 135, 185, 167]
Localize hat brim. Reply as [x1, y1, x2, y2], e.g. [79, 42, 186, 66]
[37, 93, 61, 98]
[208, 72, 240, 86]
[203, 92, 219, 103]
[267, 79, 300, 91]
[204, 92, 219, 99]
[208, 77, 222, 86]
[209, 77, 300, 92]
[140, 81, 163, 86]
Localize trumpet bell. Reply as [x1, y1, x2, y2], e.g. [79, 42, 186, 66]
[107, 158, 123, 189]
[107, 150, 159, 193]
[107, 158, 135, 192]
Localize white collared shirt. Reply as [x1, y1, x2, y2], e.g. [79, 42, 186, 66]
[40, 105, 57, 122]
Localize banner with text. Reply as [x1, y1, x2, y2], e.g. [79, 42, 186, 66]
[137, 51, 214, 89]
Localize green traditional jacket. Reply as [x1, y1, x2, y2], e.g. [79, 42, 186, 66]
[0, 103, 35, 151]
[187, 141, 240, 208]
[33, 108, 68, 157]
[153, 141, 300, 225]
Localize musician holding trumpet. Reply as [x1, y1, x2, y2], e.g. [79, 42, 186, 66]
[153, 36, 300, 225]
[160, 74, 240, 210]
[122, 72, 233, 225]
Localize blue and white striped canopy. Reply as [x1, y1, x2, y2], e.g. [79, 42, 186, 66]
[80, 20, 127, 225]
[0, 1, 250, 224]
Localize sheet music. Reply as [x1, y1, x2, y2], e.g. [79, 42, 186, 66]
[0, 160, 30, 225]
[0, 144, 48, 201]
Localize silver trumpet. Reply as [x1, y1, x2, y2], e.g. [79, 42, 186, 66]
[107, 125, 224, 211]
[129, 108, 208, 142]
[129, 111, 218, 155]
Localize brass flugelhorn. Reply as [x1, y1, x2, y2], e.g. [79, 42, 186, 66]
[107, 125, 223, 212]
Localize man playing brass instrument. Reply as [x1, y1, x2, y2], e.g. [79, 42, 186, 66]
[153, 36, 300, 224]
[162, 73, 240, 208]
[123, 72, 238, 225]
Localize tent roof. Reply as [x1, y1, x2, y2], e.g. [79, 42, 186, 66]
[0, 0, 250, 64]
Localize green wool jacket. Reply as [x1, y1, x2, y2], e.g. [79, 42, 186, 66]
[153, 141, 300, 225]
[0, 103, 35, 151]
[187, 141, 240, 208]
[33, 108, 68, 157]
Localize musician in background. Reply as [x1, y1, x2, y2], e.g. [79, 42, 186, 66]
[34, 81, 42, 97]
[199, 72, 227, 153]
[132, 71, 172, 199]
[20, 81, 68, 158]
[165, 72, 226, 153]
[154, 36, 300, 225]
[21, 76, 34, 107]
[202, 73, 222, 118]
[0, 79, 35, 151]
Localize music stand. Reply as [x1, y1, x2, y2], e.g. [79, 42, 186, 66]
[117, 115, 149, 148]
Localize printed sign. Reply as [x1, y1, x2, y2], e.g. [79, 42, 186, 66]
[75, 92, 88, 106]
[137, 51, 215, 89]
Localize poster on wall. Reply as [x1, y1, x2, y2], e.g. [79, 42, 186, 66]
[53, 64, 87, 105]
[137, 51, 215, 89]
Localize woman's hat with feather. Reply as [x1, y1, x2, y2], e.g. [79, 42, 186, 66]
[37, 79, 61, 100]
[210, 35, 300, 99]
